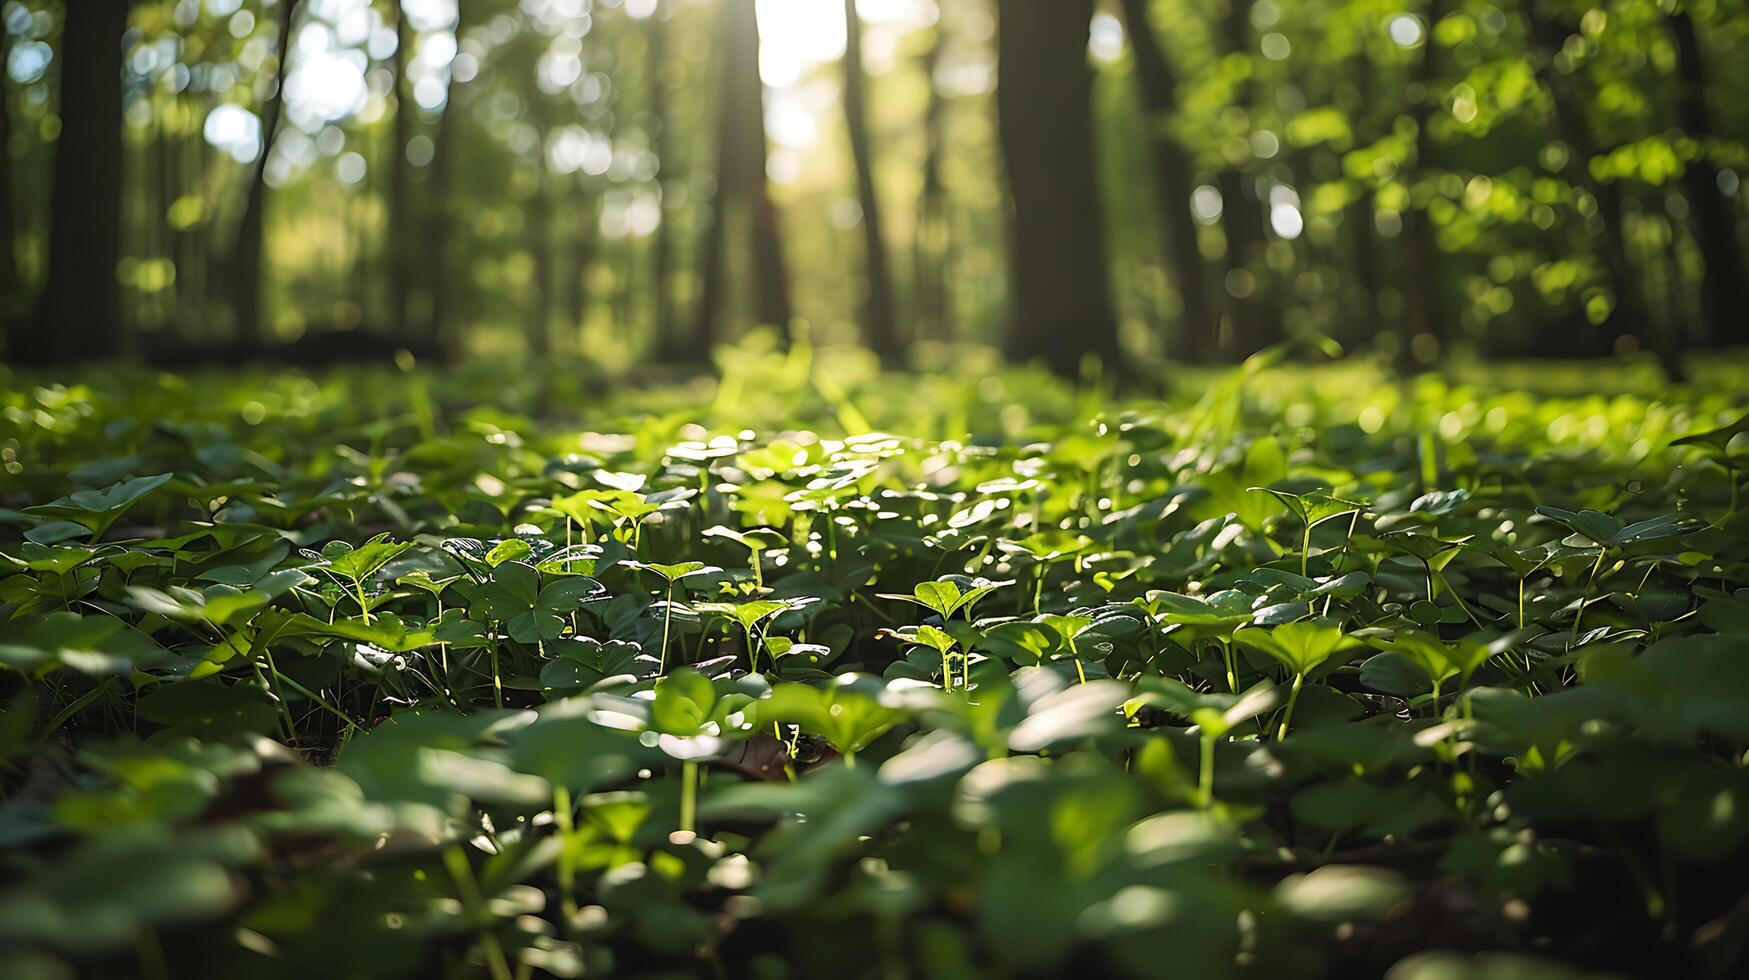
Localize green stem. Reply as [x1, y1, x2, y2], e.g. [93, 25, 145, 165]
[552, 785, 578, 919]
[659, 581, 674, 674]
[443, 845, 514, 980]
[1198, 735, 1216, 808]
[1276, 673, 1305, 741]
[680, 759, 698, 835]
[1571, 548, 1609, 641]
[489, 628, 504, 709]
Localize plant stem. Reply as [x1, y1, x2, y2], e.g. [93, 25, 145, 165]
[443, 845, 514, 980]
[680, 759, 698, 834]
[552, 785, 578, 919]
[489, 628, 504, 709]
[1277, 673, 1305, 741]
[660, 581, 674, 674]
[1198, 735, 1215, 808]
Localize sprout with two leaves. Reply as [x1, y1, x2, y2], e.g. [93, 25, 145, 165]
[1247, 487, 1366, 577]
[693, 595, 816, 675]
[1141, 590, 1254, 693]
[1133, 677, 1281, 808]
[590, 668, 763, 839]
[1232, 619, 1360, 739]
[759, 674, 909, 768]
[878, 576, 1013, 623]
[624, 561, 721, 673]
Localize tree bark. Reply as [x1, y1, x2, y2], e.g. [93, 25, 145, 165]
[912, 28, 950, 342]
[27, 0, 130, 363]
[842, 0, 899, 363]
[692, 0, 791, 356]
[1400, 0, 1450, 369]
[1519, 0, 1656, 363]
[647, 1, 678, 358]
[229, 0, 301, 347]
[1215, 0, 1268, 359]
[0, 10, 20, 348]
[994, 0, 1118, 376]
[1119, 0, 1216, 363]
[1, 12, 17, 332]
[1667, 9, 1746, 350]
[388, 0, 413, 344]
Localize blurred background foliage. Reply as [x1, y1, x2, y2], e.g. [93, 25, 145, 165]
[0, 0, 1745, 376]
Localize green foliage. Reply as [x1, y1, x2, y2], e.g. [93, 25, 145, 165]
[0, 362, 1745, 977]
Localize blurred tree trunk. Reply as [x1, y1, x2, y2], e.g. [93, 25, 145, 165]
[1668, 9, 1746, 350]
[230, 0, 300, 347]
[1519, 0, 1657, 365]
[388, 0, 412, 345]
[911, 28, 949, 342]
[842, 0, 899, 363]
[529, 166, 552, 357]
[565, 179, 597, 339]
[994, 0, 1118, 376]
[1346, 50, 1383, 347]
[0, 10, 19, 348]
[426, 94, 457, 354]
[692, 0, 791, 359]
[1399, 0, 1449, 370]
[647, 2, 677, 358]
[26, 0, 129, 364]
[1119, 0, 1216, 363]
[1215, 0, 1268, 359]
[425, 2, 470, 356]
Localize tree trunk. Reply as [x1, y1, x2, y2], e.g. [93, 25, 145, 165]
[647, 2, 678, 358]
[692, 0, 791, 357]
[1399, 0, 1449, 370]
[1, 10, 20, 348]
[842, 0, 899, 363]
[912, 28, 950, 342]
[1215, 0, 1268, 359]
[565, 179, 597, 339]
[229, 0, 300, 347]
[1668, 10, 1746, 350]
[1519, 0, 1655, 363]
[529, 187, 552, 357]
[388, 0, 412, 345]
[1345, 50, 1384, 348]
[994, 0, 1118, 377]
[27, 0, 129, 364]
[1119, 0, 1216, 363]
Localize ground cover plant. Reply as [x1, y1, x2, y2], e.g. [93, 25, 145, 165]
[1, 351, 1748, 978]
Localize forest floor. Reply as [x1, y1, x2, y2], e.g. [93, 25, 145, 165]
[1, 353, 1747, 978]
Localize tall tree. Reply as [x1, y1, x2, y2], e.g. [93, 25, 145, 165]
[230, 0, 301, 347]
[841, 0, 899, 363]
[1119, 0, 1216, 362]
[646, 1, 678, 358]
[1399, 0, 1450, 368]
[424, 1, 471, 355]
[0, 9, 19, 347]
[993, 0, 1118, 376]
[692, 0, 792, 357]
[388, 0, 413, 344]
[1215, 0, 1268, 358]
[912, 27, 950, 342]
[1667, 9, 1747, 349]
[26, 0, 129, 363]
[1519, 0, 1656, 363]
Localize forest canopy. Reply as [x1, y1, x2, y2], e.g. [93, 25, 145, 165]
[1, 0, 1745, 374]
